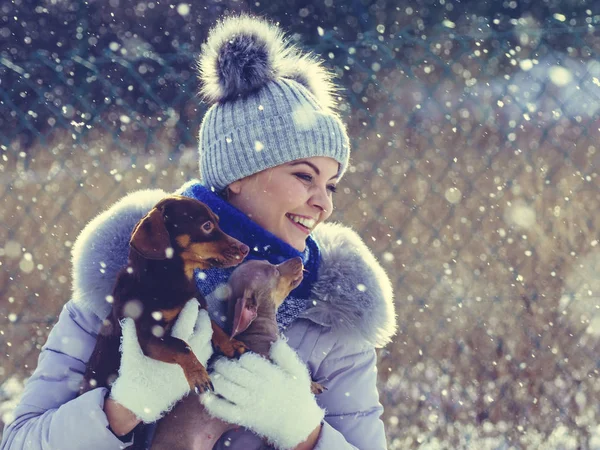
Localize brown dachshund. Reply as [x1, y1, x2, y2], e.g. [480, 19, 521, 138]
[151, 257, 325, 450]
[80, 195, 249, 396]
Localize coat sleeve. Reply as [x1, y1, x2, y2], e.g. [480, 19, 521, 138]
[312, 341, 387, 450]
[0, 301, 134, 450]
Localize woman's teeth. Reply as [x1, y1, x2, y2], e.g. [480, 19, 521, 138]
[287, 214, 316, 230]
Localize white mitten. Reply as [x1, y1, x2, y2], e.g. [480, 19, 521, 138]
[109, 299, 213, 423]
[201, 339, 325, 449]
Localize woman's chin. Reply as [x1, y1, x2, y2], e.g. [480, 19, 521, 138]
[277, 227, 307, 252]
[286, 237, 306, 252]
[292, 241, 306, 252]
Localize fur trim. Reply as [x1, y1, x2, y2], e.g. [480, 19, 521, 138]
[302, 222, 397, 348]
[198, 14, 339, 112]
[70, 188, 168, 319]
[71, 191, 396, 348]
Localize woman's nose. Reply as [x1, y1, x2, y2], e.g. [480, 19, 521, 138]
[309, 187, 333, 215]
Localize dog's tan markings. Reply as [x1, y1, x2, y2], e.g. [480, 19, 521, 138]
[159, 307, 183, 323]
[144, 335, 213, 393]
[311, 381, 327, 394]
[179, 244, 212, 275]
[182, 262, 197, 280]
[181, 242, 231, 273]
[211, 322, 248, 358]
[176, 234, 191, 248]
[188, 242, 220, 257]
[273, 284, 290, 307]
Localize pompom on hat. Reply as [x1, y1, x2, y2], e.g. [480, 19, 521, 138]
[196, 14, 351, 192]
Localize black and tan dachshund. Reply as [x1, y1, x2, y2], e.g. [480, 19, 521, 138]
[80, 195, 250, 396]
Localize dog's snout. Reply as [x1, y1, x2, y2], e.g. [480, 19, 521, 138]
[289, 256, 303, 270]
[279, 256, 304, 274]
[220, 241, 250, 264]
[228, 242, 249, 259]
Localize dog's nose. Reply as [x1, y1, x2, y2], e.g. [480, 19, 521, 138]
[290, 256, 303, 268]
[279, 256, 303, 272]
[239, 243, 250, 256]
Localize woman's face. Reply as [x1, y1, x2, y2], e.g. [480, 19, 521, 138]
[227, 156, 340, 252]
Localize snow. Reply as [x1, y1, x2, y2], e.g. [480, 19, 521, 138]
[3, 241, 21, 259]
[292, 105, 319, 130]
[504, 201, 536, 230]
[123, 299, 144, 319]
[548, 66, 573, 87]
[0, 377, 23, 428]
[444, 187, 462, 204]
[176, 4, 190, 17]
[560, 250, 600, 336]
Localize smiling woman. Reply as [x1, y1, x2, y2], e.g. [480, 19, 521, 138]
[227, 157, 339, 252]
[1, 13, 396, 450]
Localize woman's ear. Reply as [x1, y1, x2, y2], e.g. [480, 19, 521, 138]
[228, 180, 243, 195]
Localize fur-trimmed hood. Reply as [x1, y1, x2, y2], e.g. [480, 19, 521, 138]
[71, 189, 396, 348]
[301, 223, 397, 348]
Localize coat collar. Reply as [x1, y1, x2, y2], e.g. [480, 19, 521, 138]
[70, 187, 397, 347]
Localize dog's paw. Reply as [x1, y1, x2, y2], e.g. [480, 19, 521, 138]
[310, 381, 327, 395]
[185, 364, 214, 394]
[217, 338, 249, 359]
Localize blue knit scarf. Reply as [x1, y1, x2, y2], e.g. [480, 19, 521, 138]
[179, 182, 321, 332]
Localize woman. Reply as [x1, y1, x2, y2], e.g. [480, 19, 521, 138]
[1, 14, 396, 450]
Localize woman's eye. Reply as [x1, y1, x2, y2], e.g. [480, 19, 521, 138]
[294, 173, 313, 182]
[295, 173, 337, 194]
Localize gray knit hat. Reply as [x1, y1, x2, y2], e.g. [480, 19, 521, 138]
[196, 14, 351, 192]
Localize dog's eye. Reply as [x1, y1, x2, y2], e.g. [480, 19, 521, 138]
[201, 221, 214, 233]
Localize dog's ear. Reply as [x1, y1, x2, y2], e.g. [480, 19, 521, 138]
[230, 288, 257, 338]
[130, 207, 171, 260]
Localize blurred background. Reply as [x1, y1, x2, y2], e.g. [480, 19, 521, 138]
[1, 0, 600, 448]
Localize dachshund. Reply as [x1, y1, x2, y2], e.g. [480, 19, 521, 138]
[80, 195, 250, 396]
[150, 257, 325, 450]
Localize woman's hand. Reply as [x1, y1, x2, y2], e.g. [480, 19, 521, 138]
[201, 339, 325, 450]
[292, 424, 322, 450]
[109, 299, 214, 423]
[103, 396, 140, 436]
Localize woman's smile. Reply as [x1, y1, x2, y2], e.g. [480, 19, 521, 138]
[286, 213, 316, 235]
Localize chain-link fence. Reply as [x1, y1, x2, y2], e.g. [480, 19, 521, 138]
[2, 16, 600, 448]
